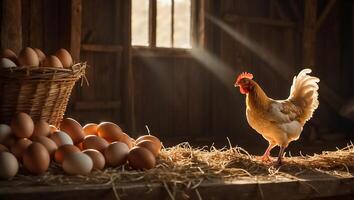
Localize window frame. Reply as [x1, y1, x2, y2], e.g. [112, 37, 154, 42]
[132, 0, 204, 51]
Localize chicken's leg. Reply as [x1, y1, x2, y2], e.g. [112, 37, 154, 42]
[261, 143, 275, 162]
[276, 146, 286, 165]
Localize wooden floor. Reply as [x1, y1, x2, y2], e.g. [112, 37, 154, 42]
[1, 176, 353, 200]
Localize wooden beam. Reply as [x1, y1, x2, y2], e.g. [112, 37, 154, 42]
[81, 44, 123, 53]
[273, 0, 291, 21]
[289, 0, 301, 21]
[0, 0, 22, 53]
[69, 0, 82, 62]
[302, 0, 317, 68]
[121, 0, 136, 133]
[171, 0, 174, 47]
[74, 101, 121, 110]
[149, 0, 157, 47]
[316, 0, 337, 31]
[223, 14, 295, 28]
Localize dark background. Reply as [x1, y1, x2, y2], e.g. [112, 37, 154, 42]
[1, 0, 353, 156]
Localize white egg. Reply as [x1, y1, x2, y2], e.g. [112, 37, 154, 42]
[63, 152, 93, 175]
[0, 124, 11, 143]
[50, 131, 73, 147]
[0, 152, 19, 179]
[0, 58, 17, 68]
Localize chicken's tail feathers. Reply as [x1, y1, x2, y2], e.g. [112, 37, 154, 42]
[288, 68, 320, 124]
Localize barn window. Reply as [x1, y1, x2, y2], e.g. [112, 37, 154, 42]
[132, 0, 192, 49]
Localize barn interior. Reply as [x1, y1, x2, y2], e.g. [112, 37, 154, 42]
[0, 0, 354, 199]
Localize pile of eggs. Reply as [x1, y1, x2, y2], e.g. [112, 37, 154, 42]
[0, 47, 73, 68]
[0, 113, 162, 179]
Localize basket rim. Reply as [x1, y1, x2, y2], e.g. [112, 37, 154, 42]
[0, 62, 86, 73]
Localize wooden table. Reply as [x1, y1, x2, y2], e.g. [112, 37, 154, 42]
[1, 176, 353, 200]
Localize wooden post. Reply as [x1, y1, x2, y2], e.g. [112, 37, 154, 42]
[303, 0, 317, 69]
[69, 0, 82, 62]
[121, 0, 136, 133]
[0, 0, 22, 53]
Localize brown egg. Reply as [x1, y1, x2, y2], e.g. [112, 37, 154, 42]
[54, 48, 73, 68]
[128, 146, 156, 170]
[33, 48, 46, 63]
[42, 55, 63, 68]
[54, 144, 80, 163]
[23, 142, 50, 174]
[10, 138, 32, 159]
[83, 149, 105, 170]
[135, 135, 162, 150]
[97, 122, 125, 143]
[0, 124, 11, 143]
[104, 142, 129, 167]
[11, 112, 34, 138]
[1, 49, 18, 64]
[136, 140, 160, 157]
[49, 125, 58, 134]
[60, 118, 85, 144]
[76, 142, 83, 150]
[83, 123, 98, 136]
[50, 131, 73, 147]
[0, 152, 19, 179]
[32, 120, 50, 138]
[32, 136, 58, 157]
[62, 152, 93, 175]
[0, 144, 9, 152]
[18, 47, 39, 67]
[82, 135, 109, 153]
[120, 133, 133, 149]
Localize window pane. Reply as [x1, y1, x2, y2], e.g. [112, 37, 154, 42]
[174, 0, 191, 48]
[132, 0, 149, 46]
[157, 0, 172, 47]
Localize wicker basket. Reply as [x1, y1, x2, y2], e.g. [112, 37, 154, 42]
[0, 63, 86, 127]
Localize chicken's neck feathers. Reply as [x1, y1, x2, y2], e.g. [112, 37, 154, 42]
[246, 81, 271, 111]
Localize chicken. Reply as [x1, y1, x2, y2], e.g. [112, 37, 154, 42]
[234, 69, 320, 165]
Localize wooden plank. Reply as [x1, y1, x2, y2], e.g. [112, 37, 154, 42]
[303, 0, 317, 68]
[29, 0, 44, 48]
[81, 44, 123, 53]
[0, 0, 22, 53]
[74, 101, 121, 110]
[316, 0, 337, 31]
[121, 0, 136, 132]
[70, 0, 82, 62]
[223, 14, 295, 28]
[171, 0, 174, 47]
[132, 47, 191, 58]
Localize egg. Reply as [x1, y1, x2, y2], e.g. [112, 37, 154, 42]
[2, 135, 16, 148]
[0, 144, 9, 152]
[104, 142, 129, 167]
[60, 118, 85, 144]
[120, 133, 133, 149]
[49, 125, 58, 134]
[10, 138, 32, 159]
[0, 124, 11, 143]
[136, 140, 160, 157]
[83, 123, 98, 136]
[135, 135, 162, 149]
[54, 144, 80, 163]
[23, 142, 50, 174]
[1, 58, 17, 68]
[33, 48, 46, 63]
[50, 131, 73, 147]
[11, 112, 34, 138]
[18, 47, 39, 67]
[82, 149, 105, 170]
[128, 146, 156, 170]
[32, 136, 58, 157]
[1, 49, 18, 64]
[0, 152, 19, 179]
[54, 48, 73, 68]
[63, 152, 93, 175]
[42, 55, 63, 68]
[32, 120, 50, 137]
[82, 135, 109, 153]
[97, 122, 125, 143]
[76, 142, 83, 150]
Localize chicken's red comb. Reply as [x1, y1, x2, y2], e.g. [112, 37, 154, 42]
[236, 72, 254, 83]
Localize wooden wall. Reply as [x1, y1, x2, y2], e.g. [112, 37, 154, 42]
[1, 0, 353, 145]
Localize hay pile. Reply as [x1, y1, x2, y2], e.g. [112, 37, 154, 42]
[6, 142, 354, 188]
